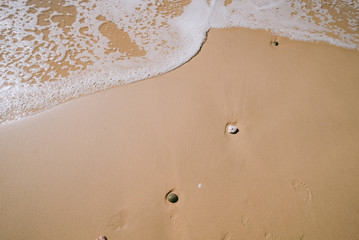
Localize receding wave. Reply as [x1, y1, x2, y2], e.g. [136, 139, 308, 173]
[0, 0, 358, 124]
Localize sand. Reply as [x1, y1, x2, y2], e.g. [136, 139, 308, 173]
[1, 28, 359, 239]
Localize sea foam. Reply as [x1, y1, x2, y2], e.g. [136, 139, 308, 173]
[0, 0, 358, 124]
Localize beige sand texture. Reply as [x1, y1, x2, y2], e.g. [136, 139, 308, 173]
[1, 28, 359, 239]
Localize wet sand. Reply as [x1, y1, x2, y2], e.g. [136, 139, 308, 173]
[1, 28, 359, 239]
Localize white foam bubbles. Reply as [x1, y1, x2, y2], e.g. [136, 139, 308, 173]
[211, 0, 359, 49]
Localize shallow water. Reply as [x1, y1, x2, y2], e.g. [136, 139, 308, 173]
[0, 0, 358, 123]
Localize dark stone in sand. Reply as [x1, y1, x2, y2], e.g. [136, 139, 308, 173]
[167, 193, 179, 203]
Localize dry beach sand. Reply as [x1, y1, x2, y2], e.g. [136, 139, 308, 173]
[1, 27, 359, 240]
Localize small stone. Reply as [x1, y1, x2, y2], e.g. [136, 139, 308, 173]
[97, 236, 107, 240]
[167, 193, 179, 203]
[227, 125, 239, 134]
[273, 41, 279, 46]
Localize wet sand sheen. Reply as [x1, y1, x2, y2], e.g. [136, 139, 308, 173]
[1, 28, 359, 239]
